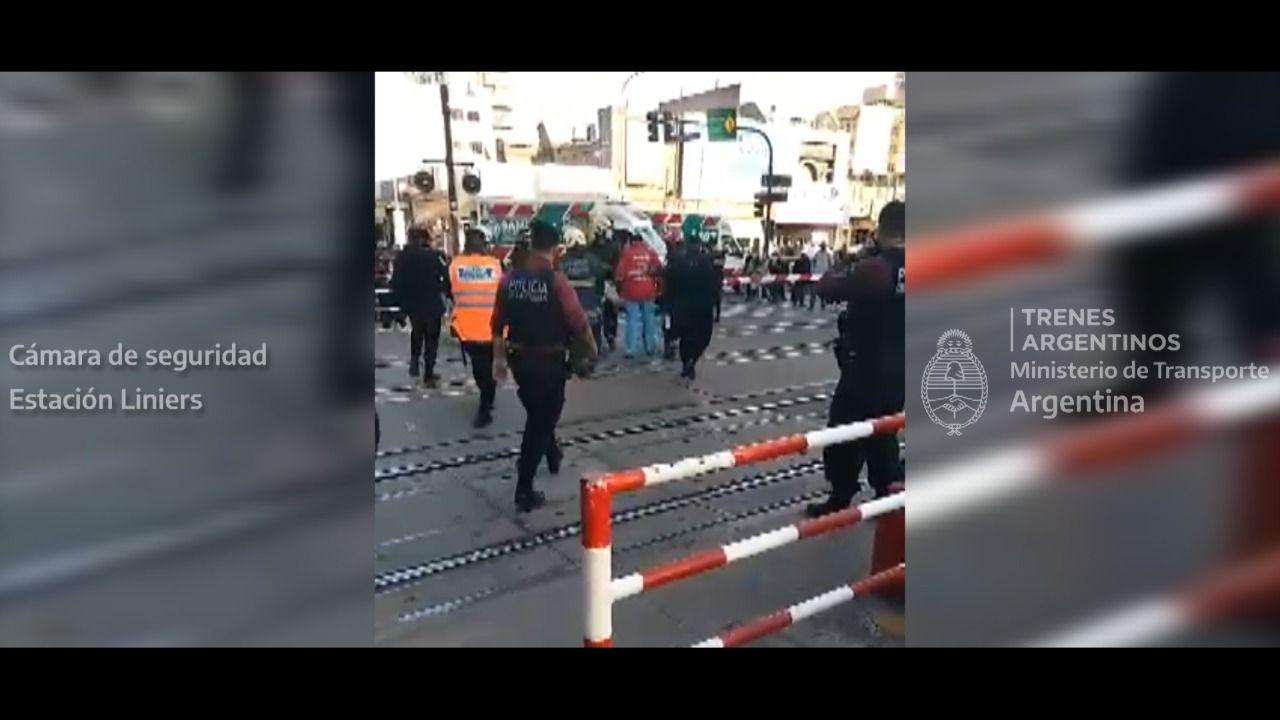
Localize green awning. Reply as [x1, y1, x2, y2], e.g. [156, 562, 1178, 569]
[534, 203, 571, 229]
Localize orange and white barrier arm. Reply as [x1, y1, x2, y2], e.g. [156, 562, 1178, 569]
[598, 413, 904, 495]
[613, 492, 904, 601]
[911, 161, 1280, 292]
[1029, 545, 1280, 647]
[582, 414, 905, 647]
[909, 371, 1280, 532]
[691, 564, 906, 648]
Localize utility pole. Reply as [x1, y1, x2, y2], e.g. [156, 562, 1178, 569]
[439, 82, 461, 256]
[738, 125, 775, 256]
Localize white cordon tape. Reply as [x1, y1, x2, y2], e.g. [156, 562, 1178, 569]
[907, 370, 1280, 533]
[726, 273, 817, 287]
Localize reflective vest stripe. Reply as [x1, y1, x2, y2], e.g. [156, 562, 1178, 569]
[449, 256, 502, 342]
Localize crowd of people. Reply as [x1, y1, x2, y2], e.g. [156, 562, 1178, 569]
[379, 204, 904, 517]
[738, 243, 857, 309]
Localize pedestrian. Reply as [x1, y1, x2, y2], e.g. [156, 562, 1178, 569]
[391, 224, 450, 387]
[791, 251, 812, 308]
[492, 220, 599, 513]
[665, 230, 722, 380]
[448, 229, 503, 427]
[614, 229, 662, 359]
[711, 243, 726, 323]
[560, 227, 609, 357]
[811, 242, 833, 310]
[660, 239, 685, 361]
[807, 200, 905, 517]
[506, 235, 531, 274]
[591, 229, 621, 352]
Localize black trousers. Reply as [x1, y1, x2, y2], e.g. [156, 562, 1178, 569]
[823, 374, 903, 505]
[602, 299, 619, 346]
[409, 311, 442, 376]
[677, 309, 714, 368]
[512, 352, 568, 494]
[463, 342, 496, 412]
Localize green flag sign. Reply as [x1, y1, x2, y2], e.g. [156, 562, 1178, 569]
[707, 107, 737, 142]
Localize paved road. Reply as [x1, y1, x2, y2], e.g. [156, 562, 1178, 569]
[374, 294, 903, 647]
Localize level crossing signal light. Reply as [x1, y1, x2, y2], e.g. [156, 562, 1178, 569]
[646, 111, 660, 142]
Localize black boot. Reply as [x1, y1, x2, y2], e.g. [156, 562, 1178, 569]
[805, 498, 851, 518]
[408, 359, 420, 379]
[422, 372, 440, 388]
[473, 407, 493, 428]
[546, 445, 563, 475]
[514, 489, 546, 513]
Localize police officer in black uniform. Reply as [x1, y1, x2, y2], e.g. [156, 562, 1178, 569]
[391, 225, 451, 387]
[560, 229, 609, 356]
[807, 201, 905, 516]
[711, 243, 726, 323]
[591, 229, 621, 352]
[664, 231, 722, 380]
[492, 220, 599, 513]
[661, 238, 686, 361]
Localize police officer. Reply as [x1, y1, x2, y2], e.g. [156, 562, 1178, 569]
[591, 228, 621, 352]
[807, 201, 905, 516]
[664, 230, 721, 380]
[449, 229, 503, 427]
[391, 225, 450, 387]
[559, 227, 608, 355]
[660, 238, 686, 361]
[711, 243, 726, 322]
[492, 220, 599, 513]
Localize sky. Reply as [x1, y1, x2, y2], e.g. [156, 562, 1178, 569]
[506, 72, 899, 144]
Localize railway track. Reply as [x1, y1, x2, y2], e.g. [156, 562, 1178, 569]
[374, 392, 832, 483]
[375, 458, 826, 594]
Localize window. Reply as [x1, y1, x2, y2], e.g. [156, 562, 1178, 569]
[451, 109, 463, 121]
[466, 111, 481, 122]
[453, 141, 461, 150]
[470, 141, 484, 154]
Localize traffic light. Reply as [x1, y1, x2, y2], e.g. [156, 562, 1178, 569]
[754, 201, 765, 218]
[646, 111, 660, 142]
[661, 112, 675, 142]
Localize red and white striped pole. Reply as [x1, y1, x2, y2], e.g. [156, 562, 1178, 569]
[910, 160, 1280, 293]
[692, 564, 906, 648]
[597, 413, 904, 495]
[1030, 545, 1280, 647]
[725, 273, 817, 289]
[582, 475, 614, 648]
[909, 370, 1280, 532]
[612, 491, 905, 602]
[582, 414, 905, 647]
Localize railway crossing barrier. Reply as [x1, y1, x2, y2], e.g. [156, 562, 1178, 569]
[909, 157, 1280, 643]
[581, 413, 905, 647]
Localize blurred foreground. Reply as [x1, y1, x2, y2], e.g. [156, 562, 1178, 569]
[0, 73, 372, 646]
[907, 72, 1280, 646]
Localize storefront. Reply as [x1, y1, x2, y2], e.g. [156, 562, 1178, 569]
[771, 183, 851, 253]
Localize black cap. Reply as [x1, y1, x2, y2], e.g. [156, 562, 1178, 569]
[529, 220, 560, 252]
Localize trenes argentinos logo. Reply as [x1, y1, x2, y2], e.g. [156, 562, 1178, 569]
[922, 329, 988, 436]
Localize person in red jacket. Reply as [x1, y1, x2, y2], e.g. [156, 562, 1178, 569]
[614, 230, 662, 358]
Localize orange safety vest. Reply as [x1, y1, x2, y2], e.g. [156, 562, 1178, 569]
[449, 254, 502, 343]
